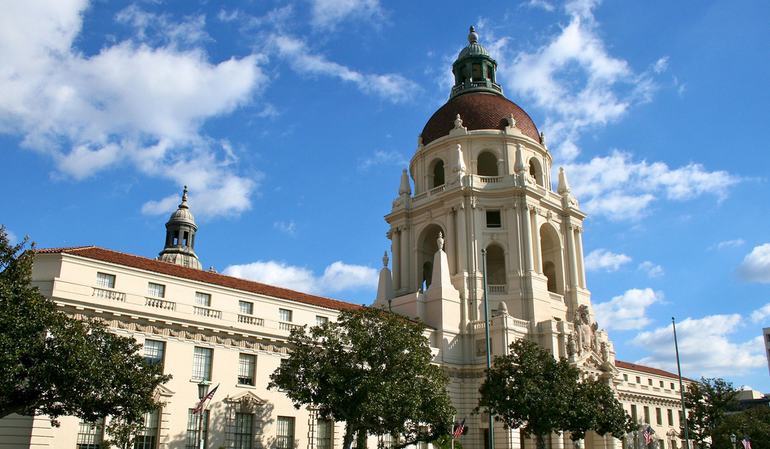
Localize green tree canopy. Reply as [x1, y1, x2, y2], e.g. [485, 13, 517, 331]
[0, 226, 170, 426]
[478, 339, 631, 449]
[714, 406, 770, 449]
[268, 307, 455, 449]
[684, 377, 739, 448]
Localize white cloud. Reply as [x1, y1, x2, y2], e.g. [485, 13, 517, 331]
[4, 229, 18, 245]
[564, 151, 739, 221]
[274, 220, 297, 236]
[633, 315, 766, 377]
[738, 244, 770, 283]
[358, 150, 408, 171]
[309, 0, 383, 29]
[652, 56, 669, 74]
[0, 0, 264, 217]
[272, 35, 419, 103]
[584, 249, 631, 272]
[523, 0, 556, 12]
[594, 288, 662, 330]
[223, 260, 378, 295]
[750, 303, 770, 324]
[711, 239, 745, 250]
[638, 261, 664, 278]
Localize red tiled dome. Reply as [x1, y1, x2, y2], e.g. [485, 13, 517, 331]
[421, 93, 540, 145]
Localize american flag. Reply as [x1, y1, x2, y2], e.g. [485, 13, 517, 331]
[642, 426, 654, 445]
[742, 438, 751, 449]
[452, 419, 466, 439]
[193, 383, 219, 414]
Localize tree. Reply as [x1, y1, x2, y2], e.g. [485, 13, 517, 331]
[684, 377, 738, 448]
[714, 406, 770, 449]
[478, 340, 630, 449]
[268, 307, 455, 449]
[0, 226, 171, 425]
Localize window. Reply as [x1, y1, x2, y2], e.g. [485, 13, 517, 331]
[431, 160, 445, 187]
[659, 381, 664, 388]
[239, 301, 253, 315]
[76, 418, 104, 449]
[643, 406, 650, 424]
[623, 374, 628, 381]
[96, 272, 115, 289]
[195, 292, 211, 307]
[279, 308, 293, 322]
[486, 210, 501, 228]
[144, 339, 165, 368]
[133, 409, 159, 449]
[192, 347, 213, 381]
[656, 407, 662, 425]
[648, 378, 653, 386]
[276, 416, 295, 449]
[148, 282, 165, 298]
[316, 316, 329, 326]
[671, 382, 675, 390]
[316, 419, 333, 449]
[477, 152, 498, 176]
[235, 413, 254, 449]
[238, 354, 256, 386]
[186, 409, 209, 449]
[630, 405, 638, 422]
[636, 376, 641, 383]
[667, 409, 674, 426]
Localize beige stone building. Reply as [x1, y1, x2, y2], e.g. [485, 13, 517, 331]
[1, 27, 692, 449]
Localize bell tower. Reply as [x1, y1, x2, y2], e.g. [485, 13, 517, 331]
[158, 186, 202, 270]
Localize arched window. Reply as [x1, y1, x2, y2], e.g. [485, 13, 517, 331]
[485, 244, 506, 286]
[431, 159, 445, 188]
[417, 224, 444, 290]
[529, 158, 543, 186]
[540, 224, 564, 295]
[477, 152, 498, 176]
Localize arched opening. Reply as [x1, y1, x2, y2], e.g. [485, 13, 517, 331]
[529, 158, 543, 186]
[417, 224, 444, 291]
[477, 152, 498, 176]
[539, 224, 564, 295]
[430, 159, 445, 188]
[485, 244, 506, 292]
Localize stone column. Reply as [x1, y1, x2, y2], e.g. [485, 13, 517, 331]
[447, 209, 456, 274]
[457, 204, 468, 274]
[565, 222, 580, 290]
[520, 202, 534, 272]
[392, 229, 401, 290]
[530, 207, 541, 273]
[400, 225, 411, 292]
[576, 227, 586, 288]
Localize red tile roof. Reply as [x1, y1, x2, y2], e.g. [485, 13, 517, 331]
[421, 92, 540, 145]
[615, 360, 686, 380]
[36, 246, 362, 312]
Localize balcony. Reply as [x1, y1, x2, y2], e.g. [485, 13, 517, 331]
[488, 284, 506, 295]
[279, 322, 303, 332]
[238, 314, 265, 326]
[145, 297, 176, 311]
[193, 306, 222, 319]
[92, 287, 126, 302]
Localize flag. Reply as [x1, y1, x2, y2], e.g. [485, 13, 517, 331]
[452, 418, 466, 439]
[742, 438, 751, 449]
[642, 426, 654, 445]
[193, 383, 219, 414]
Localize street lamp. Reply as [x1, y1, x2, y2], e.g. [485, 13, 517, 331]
[730, 434, 737, 449]
[197, 380, 210, 449]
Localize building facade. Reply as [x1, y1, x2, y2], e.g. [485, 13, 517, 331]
[1, 28, 691, 449]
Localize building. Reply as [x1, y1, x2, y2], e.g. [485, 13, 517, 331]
[0, 28, 691, 449]
[763, 327, 770, 375]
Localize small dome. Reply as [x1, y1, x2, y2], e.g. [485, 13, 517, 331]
[169, 206, 196, 225]
[421, 92, 540, 145]
[457, 42, 490, 59]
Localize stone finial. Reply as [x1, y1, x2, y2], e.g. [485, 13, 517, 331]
[468, 26, 478, 44]
[436, 232, 444, 252]
[180, 185, 189, 207]
[558, 167, 571, 193]
[540, 131, 546, 146]
[454, 114, 463, 129]
[454, 144, 466, 174]
[398, 169, 412, 196]
[382, 251, 389, 268]
[514, 143, 525, 174]
[507, 113, 517, 128]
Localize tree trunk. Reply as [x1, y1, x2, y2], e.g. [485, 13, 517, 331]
[536, 434, 547, 449]
[342, 424, 355, 449]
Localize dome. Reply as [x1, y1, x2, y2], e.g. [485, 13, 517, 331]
[420, 92, 540, 146]
[169, 206, 196, 226]
[458, 42, 489, 59]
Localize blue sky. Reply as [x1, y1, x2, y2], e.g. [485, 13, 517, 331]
[2, 0, 770, 389]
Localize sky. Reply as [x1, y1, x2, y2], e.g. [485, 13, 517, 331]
[1, 0, 770, 390]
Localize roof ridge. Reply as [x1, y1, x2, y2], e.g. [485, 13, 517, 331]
[35, 245, 97, 253]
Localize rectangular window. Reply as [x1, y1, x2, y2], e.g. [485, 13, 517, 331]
[195, 292, 211, 307]
[186, 409, 209, 449]
[630, 405, 637, 422]
[133, 409, 159, 449]
[238, 354, 256, 386]
[316, 419, 333, 449]
[671, 382, 676, 390]
[235, 413, 254, 449]
[636, 376, 641, 383]
[192, 347, 213, 381]
[659, 381, 664, 388]
[239, 300, 254, 315]
[623, 374, 628, 381]
[656, 407, 662, 425]
[643, 406, 650, 424]
[316, 316, 329, 326]
[96, 272, 116, 289]
[486, 210, 502, 228]
[148, 282, 165, 298]
[648, 378, 653, 386]
[276, 416, 295, 449]
[76, 418, 104, 449]
[279, 308, 293, 322]
[667, 409, 674, 426]
[144, 339, 165, 368]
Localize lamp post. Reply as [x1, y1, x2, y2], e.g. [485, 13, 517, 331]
[730, 434, 736, 449]
[197, 380, 210, 449]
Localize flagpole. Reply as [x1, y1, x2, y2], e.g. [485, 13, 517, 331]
[672, 317, 690, 449]
[481, 249, 494, 449]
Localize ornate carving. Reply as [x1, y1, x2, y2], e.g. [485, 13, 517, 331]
[454, 114, 463, 129]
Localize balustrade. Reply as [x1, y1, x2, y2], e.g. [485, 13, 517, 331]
[92, 287, 126, 302]
[279, 322, 303, 332]
[238, 314, 265, 326]
[193, 306, 222, 319]
[488, 284, 506, 294]
[145, 297, 176, 311]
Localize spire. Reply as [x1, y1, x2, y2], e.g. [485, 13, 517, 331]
[158, 186, 202, 270]
[557, 167, 571, 195]
[374, 251, 394, 309]
[426, 232, 460, 302]
[450, 26, 503, 99]
[399, 169, 412, 196]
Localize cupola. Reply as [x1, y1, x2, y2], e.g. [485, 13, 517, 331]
[450, 26, 504, 99]
[158, 186, 202, 269]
